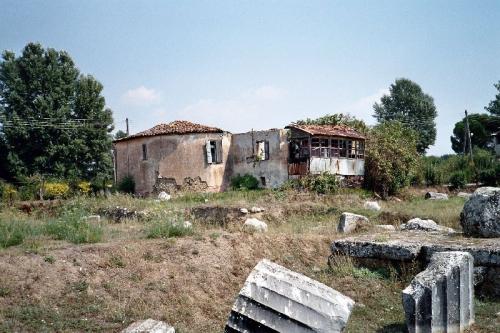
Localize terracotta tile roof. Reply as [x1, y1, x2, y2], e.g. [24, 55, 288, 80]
[114, 120, 224, 142]
[286, 124, 366, 139]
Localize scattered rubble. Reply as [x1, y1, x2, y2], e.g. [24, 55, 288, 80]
[402, 251, 474, 333]
[243, 218, 268, 232]
[239, 208, 248, 214]
[337, 212, 369, 234]
[363, 201, 381, 211]
[225, 259, 355, 332]
[158, 191, 171, 201]
[424, 192, 449, 200]
[460, 187, 500, 238]
[121, 319, 175, 333]
[99, 206, 145, 223]
[400, 218, 454, 233]
[250, 206, 265, 213]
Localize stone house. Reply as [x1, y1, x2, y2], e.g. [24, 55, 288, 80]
[113, 120, 365, 195]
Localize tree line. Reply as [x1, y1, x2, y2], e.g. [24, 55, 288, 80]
[298, 78, 500, 197]
[1, 42, 499, 199]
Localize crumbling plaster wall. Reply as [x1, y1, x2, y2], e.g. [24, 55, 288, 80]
[230, 129, 289, 188]
[114, 132, 232, 195]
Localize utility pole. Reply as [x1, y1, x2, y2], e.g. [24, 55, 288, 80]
[464, 110, 473, 160]
[126, 118, 129, 136]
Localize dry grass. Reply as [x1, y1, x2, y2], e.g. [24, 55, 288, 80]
[0, 189, 497, 332]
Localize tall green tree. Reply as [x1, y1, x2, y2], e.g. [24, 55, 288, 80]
[485, 81, 500, 116]
[373, 78, 437, 154]
[114, 130, 128, 140]
[0, 43, 114, 182]
[450, 113, 500, 153]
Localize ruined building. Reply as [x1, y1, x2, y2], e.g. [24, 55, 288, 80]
[113, 120, 365, 195]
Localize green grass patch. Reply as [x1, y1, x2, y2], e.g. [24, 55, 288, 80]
[146, 221, 193, 239]
[44, 209, 103, 244]
[0, 219, 40, 249]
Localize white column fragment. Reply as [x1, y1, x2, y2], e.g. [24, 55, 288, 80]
[402, 251, 474, 333]
[225, 259, 355, 333]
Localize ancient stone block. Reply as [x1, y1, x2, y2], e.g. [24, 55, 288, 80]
[460, 187, 500, 238]
[425, 192, 449, 200]
[158, 191, 171, 201]
[402, 251, 474, 333]
[122, 319, 175, 333]
[243, 218, 268, 232]
[363, 201, 381, 211]
[400, 218, 454, 233]
[374, 224, 396, 231]
[225, 259, 355, 332]
[337, 212, 369, 234]
[457, 192, 471, 199]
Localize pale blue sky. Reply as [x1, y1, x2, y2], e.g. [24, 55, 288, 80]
[1, 0, 499, 155]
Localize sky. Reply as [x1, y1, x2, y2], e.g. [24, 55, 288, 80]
[1, 0, 499, 155]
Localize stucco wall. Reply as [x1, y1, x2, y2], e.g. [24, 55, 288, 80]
[309, 157, 364, 176]
[230, 129, 289, 188]
[114, 132, 232, 194]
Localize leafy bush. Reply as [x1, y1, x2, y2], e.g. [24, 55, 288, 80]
[117, 175, 135, 194]
[146, 221, 193, 239]
[449, 171, 467, 189]
[77, 181, 92, 195]
[478, 168, 498, 186]
[43, 182, 70, 199]
[300, 172, 338, 194]
[1, 183, 18, 203]
[231, 174, 260, 190]
[364, 122, 419, 198]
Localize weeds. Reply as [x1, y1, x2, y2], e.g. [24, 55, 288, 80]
[44, 255, 55, 264]
[0, 219, 39, 249]
[146, 221, 193, 239]
[44, 209, 102, 244]
[108, 254, 126, 268]
[0, 286, 10, 297]
[72, 280, 89, 293]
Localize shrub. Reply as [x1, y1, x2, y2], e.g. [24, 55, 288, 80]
[117, 175, 135, 194]
[231, 174, 259, 190]
[478, 168, 498, 186]
[449, 171, 467, 189]
[277, 179, 301, 191]
[364, 122, 419, 198]
[300, 172, 338, 194]
[43, 182, 70, 199]
[146, 221, 193, 239]
[77, 181, 92, 195]
[423, 161, 442, 186]
[1, 183, 18, 203]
